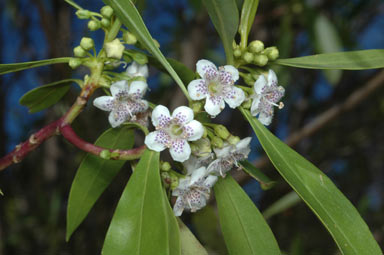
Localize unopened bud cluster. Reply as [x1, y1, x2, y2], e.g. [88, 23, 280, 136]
[234, 40, 279, 67]
[75, 5, 114, 31]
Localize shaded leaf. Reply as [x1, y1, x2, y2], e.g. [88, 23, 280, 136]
[241, 107, 382, 254]
[104, 0, 190, 99]
[102, 150, 180, 255]
[238, 0, 259, 48]
[0, 57, 71, 75]
[66, 127, 135, 241]
[19, 79, 80, 113]
[274, 49, 384, 70]
[178, 218, 208, 255]
[263, 191, 301, 219]
[240, 160, 276, 190]
[214, 175, 280, 255]
[203, 0, 239, 64]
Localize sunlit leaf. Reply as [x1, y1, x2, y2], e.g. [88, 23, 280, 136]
[178, 218, 208, 255]
[0, 57, 71, 75]
[203, 0, 239, 64]
[66, 127, 134, 241]
[263, 191, 301, 219]
[19, 79, 81, 113]
[214, 175, 280, 255]
[238, 0, 259, 48]
[104, 0, 190, 100]
[240, 160, 276, 190]
[102, 150, 180, 255]
[274, 49, 384, 70]
[241, 107, 382, 254]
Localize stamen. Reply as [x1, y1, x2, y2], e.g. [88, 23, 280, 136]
[278, 102, 284, 109]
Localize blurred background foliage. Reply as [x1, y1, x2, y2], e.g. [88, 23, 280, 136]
[0, 0, 384, 254]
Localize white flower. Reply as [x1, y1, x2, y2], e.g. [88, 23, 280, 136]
[207, 137, 252, 177]
[144, 105, 204, 162]
[188, 59, 245, 117]
[93, 80, 149, 128]
[183, 154, 213, 175]
[251, 69, 285, 126]
[172, 167, 218, 216]
[126, 61, 149, 78]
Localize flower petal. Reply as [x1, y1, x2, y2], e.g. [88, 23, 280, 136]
[126, 61, 149, 78]
[204, 175, 218, 188]
[268, 69, 278, 87]
[172, 106, 194, 125]
[204, 95, 225, 117]
[250, 95, 261, 116]
[223, 86, 245, 108]
[144, 131, 168, 152]
[213, 144, 232, 158]
[189, 166, 208, 186]
[196, 59, 218, 80]
[129, 80, 147, 98]
[188, 79, 208, 100]
[173, 177, 191, 195]
[222, 65, 239, 82]
[138, 64, 149, 78]
[151, 105, 171, 128]
[183, 120, 204, 141]
[108, 110, 127, 128]
[253, 75, 267, 94]
[173, 197, 185, 217]
[93, 96, 114, 111]
[170, 139, 191, 162]
[235, 137, 252, 150]
[110, 80, 129, 97]
[258, 112, 273, 126]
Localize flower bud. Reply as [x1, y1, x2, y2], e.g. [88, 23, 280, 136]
[73, 46, 86, 57]
[68, 58, 82, 69]
[80, 37, 94, 51]
[76, 10, 91, 19]
[123, 31, 137, 45]
[253, 54, 268, 66]
[265, 46, 279, 60]
[132, 52, 148, 65]
[161, 162, 171, 171]
[101, 18, 111, 28]
[161, 172, 171, 188]
[100, 150, 111, 159]
[227, 135, 240, 145]
[249, 40, 264, 53]
[242, 99, 252, 109]
[211, 136, 224, 148]
[242, 51, 253, 63]
[213, 125, 230, 140]
[192, 138, 212, 157]
[233, 48, 242, 58]
[100, 5, 114, 18]
[169, 172, 179, 190]
[105, 38, 125, 59]
[191, 101, 203, 114]
[88, 20, 101, 31]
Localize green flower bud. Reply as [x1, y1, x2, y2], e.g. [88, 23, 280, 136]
[80, 37, 94, 51]
[100, 150, 111, 159]
[161, 162, 171, 172]
[88, 20, 101, 31]
[100, 5, 114, 18]
[213, 125, 230, 140]
[123, 31, 137, 45]
[191, 101, 203, 114]
[244, 73, 255, 86]
[227, 135, 240, 145]
[249, 40, 264, 53]
[232, 40, 238, 50]
[169, 172, 179, 190]
[253, 54, 268, 66]
[233, 48, 242, 58]
[73, 46, 86, 57]
[192, 138, 212, 157]
[265, 46, 279, 60]
[161, 172, 171, 188]
[101, 18, 111, 28]
[242, 51, 254, 63]
[211, 136, 224, 148]
[68, 58, 82, 69]
[105, 38, 125, 59]
[132, 52, 148, 65]
[242, 99, 252, 109]
[76, 10, 91, 19]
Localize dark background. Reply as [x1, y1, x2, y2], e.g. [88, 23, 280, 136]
[0, 0, 384, 254]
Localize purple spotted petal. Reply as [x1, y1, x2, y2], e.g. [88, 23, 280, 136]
[151, 105, 171, 128]
[172, 106, 194, 125]
[93, 96, 115, 111]
[188, 79, 208, 100]
[170, 139, 191, 162]
[144, 130, 168, 152]
[183, 120, 204, 141]
[196, 59, 218, 81]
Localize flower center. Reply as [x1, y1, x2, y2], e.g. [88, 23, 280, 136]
[208, 81, 219, 94]
[170, 124, 183, 136]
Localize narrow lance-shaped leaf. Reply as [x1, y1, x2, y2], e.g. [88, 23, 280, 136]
[239, 0, 259, 48]
[214, 175, 280, 255]
[102, 150, 180, 255]
[178, 218, 208, 255]
[66, 127, 135, 241]
[240, 160, 276, 190]
[240, 107, 382, 254]
[20, 79, 81, 113]
[263, 191, 301, 220]
[203, 0, 239, 64]
[274, 49, 384, 70]
[0, 57, 71, 75]
[104, 0, 191, 100]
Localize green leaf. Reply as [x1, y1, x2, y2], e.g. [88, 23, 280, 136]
[314, 14, 343, 85]
[178, 218, 208, 255]
[104, 0, 190, 100]
[239, 0, 259, 48]
[0, 189, 3, 196]
[240, 160, 276, 190]
[66, 127, 134, 241]
[214, 175, 280, 255]
[203, 0, 239, 64]
[0, 57, 71, 75]
[263, 191, 301, 220]
[241, 108, 382, 254]
[19, 79, 80, 113]
[102, 150, 180, 255]
[274, 49, 384, 70]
